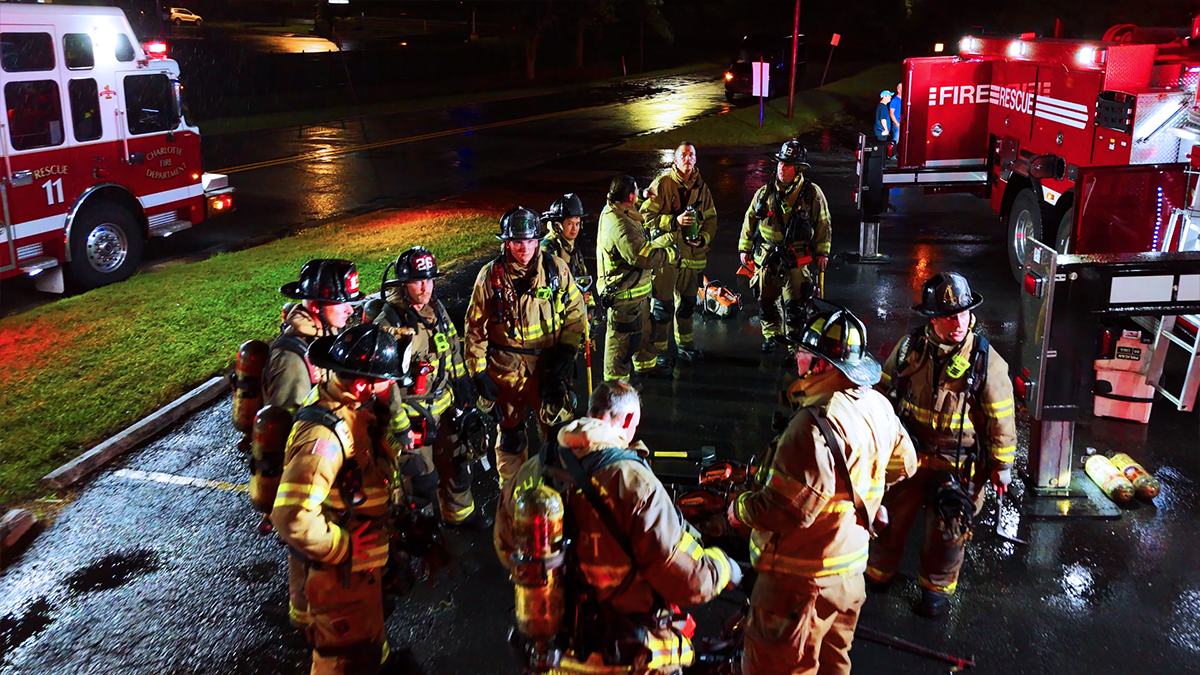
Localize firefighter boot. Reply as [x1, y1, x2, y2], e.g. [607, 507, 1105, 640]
[917, 588, 950, 618]
[497, 426, 527, 489]
[449, 508, 492, 533]
[676, 344, 703, 363]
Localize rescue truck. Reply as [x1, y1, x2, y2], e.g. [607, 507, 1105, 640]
[1, 4, 234, 293]
[854, 16, 1200, 498]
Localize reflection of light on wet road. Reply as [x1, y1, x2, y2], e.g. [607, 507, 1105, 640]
[1171, 590, 1200, 653]
[236, 35, 339, 54]
[1057, 563, 1094, 610]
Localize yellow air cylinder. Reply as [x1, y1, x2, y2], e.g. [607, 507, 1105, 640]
[511, 483, 565, 646]
[1109, 453, 1161, 500]
[1085, 455, 1135, 503]
[249, 405, 293, 513]
[233, 340, 270, 434]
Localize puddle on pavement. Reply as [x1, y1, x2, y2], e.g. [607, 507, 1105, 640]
[0, 596, 53, 662]
[64, 550, 162, 594]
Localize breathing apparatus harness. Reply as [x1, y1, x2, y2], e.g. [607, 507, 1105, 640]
[752, 177, 818, 278]
[488, 251, 564, 348]
[891, 328, 991, 544]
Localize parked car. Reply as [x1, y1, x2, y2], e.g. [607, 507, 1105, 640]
[725, 33, 806, 101]
[167, 7, 202, 27]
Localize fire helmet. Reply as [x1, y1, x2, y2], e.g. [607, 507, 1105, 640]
[382, 246, 444, 289]
[280, 259, 364, 303]
[542, 193, 587, 225]
[793, 305, 880, 387]
[913, 272, 984, 318]
[497, 206, 545, 241]
[307, 324, 414, 386]
[772, 140, 811, 169]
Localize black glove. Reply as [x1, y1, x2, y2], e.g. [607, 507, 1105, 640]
[549, 343, 578, 385]
[473, 372, 499, 403]
[452, 376, 476, 407]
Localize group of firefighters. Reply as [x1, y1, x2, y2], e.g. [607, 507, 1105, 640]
[252, 139, 1016, 675]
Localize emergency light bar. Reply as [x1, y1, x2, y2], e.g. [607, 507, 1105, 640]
[956, 34, 1107, 71]
[143, 41, 168, 59]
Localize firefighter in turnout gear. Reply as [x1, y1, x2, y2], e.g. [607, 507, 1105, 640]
[464, 206, 587, 488]
[640, 142, 718, 365]
[497, 381, 742, 675]
[541, 193, 591, 284]
[597, 174, 678, 381]
[270, 324, 414, 675]
[739, 141, 832, 353]
[866, 272, 1017, 618]
[268, 259, 362, 411]
[269, 259, 362, 630]
[726, 307, 917, 675]
[367, 247, 487, 531]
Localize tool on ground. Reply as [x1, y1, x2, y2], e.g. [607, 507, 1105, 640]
[856, 626, 976, 670]
[697, 276, 742, 318]
[992, 486, 1028, 546]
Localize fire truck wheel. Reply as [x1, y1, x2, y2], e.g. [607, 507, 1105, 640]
[1054, 208, 1074, 254]
[1006, 188, 1043, 282]
[67, 202, 144, 290]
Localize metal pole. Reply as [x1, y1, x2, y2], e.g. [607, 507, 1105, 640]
[787, 0, 800, 118]
[820, 41, 835, 88]
[758, 53, 764, 128]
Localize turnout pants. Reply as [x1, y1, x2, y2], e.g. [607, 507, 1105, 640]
[604, 294, 655, 380]
[865, 465, 987, 596]
[743, 572, 865, 675]
[397, 413, 476, 524]
[487, 353, 549, 487]
[305, 566, 388, 675]
[650, 262, 703, 355]
[757, 266, 814, 340]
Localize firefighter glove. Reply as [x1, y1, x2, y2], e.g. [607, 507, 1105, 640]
[473, 372, 499, 403]
[650, 231, 676, 250]
[452, 376, 475, 408]
[663, 245, 680, 266]
[726, 554, 745, 589]
[547, 343, 578, 384]
[992, 467, 1012, 489]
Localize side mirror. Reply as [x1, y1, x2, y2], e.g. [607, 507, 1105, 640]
[1029, 154, 1066, 181]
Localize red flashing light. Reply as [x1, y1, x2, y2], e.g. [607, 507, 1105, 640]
[143, 41, 168, 59]
[1022, 272, 1044, 297]
[1099, 328, 1116, 360]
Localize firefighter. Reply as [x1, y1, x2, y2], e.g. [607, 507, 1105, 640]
[367, 247, 487, 531]
[270, 324, 413, 675]
[268, 259, 362, 630]
[725, 306, 917, 675]
[597, 174, 678, 381]
[267, 259, 361, 411]
[738, 140, 832, 354]
[497, 380, 742, 674]
[541, 193, 590, 282]
[866, 272, 1017, 618]
[464, 206, 587, 488]
[640, 141, 718, 366]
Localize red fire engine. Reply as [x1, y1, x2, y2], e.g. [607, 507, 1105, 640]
[1, 4, 234, 293]
[855, 16, 1200, 496]
[860, 14, 1200, 279]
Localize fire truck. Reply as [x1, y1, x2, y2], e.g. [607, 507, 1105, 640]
[854, 16, 1200, 498]
[1, 4, 234, 293]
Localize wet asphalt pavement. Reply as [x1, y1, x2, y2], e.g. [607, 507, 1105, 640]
[1, 70, 730, 315]
[4, 129, 1200, 674]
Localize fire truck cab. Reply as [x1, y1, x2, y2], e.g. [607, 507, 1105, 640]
[1, 4, 233, 292]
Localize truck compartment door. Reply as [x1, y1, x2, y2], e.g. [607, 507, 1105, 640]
[900, 56, 992, 169]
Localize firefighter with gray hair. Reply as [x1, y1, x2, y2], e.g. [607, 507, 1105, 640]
[866, 272, 1017, 618]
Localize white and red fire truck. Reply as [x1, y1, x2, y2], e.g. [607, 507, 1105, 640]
[855, 17, 1200, 493]
[1, 4, 233, 293]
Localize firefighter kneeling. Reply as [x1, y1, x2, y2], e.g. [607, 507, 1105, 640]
[497, 381, 741, 674]
[271, 324, 414, 675]
[725, 306, 917, 675]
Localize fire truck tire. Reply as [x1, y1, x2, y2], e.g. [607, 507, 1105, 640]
[1055, 208, 1074, 254]
[1006, 188, 1043, 282]
[67, 202, 144, 290]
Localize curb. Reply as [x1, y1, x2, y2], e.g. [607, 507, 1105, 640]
[1, 509, 38, 550]
[40, 375, 231, 490]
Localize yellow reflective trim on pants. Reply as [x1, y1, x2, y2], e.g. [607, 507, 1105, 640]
[865, 566, 894, 583]
[382, 640, 390, 665]
[443, 501, 475, 523]
[632, 357, 657, 371]
[920, 575, 957, 595]
[749, 538, 869, 577]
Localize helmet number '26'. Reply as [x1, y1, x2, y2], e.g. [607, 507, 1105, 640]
[42, 178, 65, 205]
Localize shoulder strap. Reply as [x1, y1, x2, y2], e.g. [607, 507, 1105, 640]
[294, 403, 340, 431]
[807, 406, 876, 539]
[273, 335, 309, 358]
[542, 252, 561, 293]
[434, 301, 452, 334]
[891, 327, 925, 399]
[968, 333, 990, 396]
[557, 444, 642, 602]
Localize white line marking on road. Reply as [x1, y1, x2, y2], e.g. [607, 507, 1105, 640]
[114, 468, 248, 492]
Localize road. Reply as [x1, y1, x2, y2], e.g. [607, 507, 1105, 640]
[3, 134, 1199, 674]
[0, 70, 729, 316]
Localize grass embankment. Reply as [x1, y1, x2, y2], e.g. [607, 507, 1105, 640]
[623, 64, 902, 149]
[200, 62, 720, 137]
[0, 209, 499, 511]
